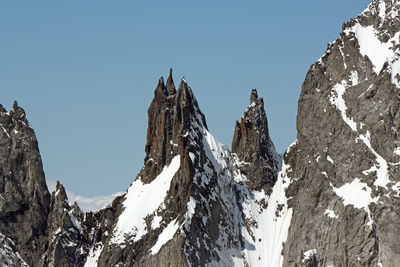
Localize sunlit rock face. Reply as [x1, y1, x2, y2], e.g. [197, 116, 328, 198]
[282, 1, 400, 266]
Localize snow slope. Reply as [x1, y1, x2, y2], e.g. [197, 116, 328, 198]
[239, 161, 292, 267]
[111, 155, 181, 244]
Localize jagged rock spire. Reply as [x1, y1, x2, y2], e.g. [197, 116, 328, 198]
[54, 181, 68, 201]
[166, 68, 176, 95]
[142, 69, 207, 183]
[232, 89, 279, 192]
[0, 102, 50, 265]
[250, 89, 258, 103]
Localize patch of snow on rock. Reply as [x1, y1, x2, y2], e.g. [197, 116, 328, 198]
[324, 209, 339, 219]
[358, 131, 391, 189]
[302, 249, 317, 263]
[331, 178, 378, 228]
[84, 243, 103, 267]
[150, 219, 179, 255]
[329, 81, 357, 131]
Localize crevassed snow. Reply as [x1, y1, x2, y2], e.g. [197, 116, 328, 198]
[302, 249, 317, 263]
[150, 219, 179, 255]
[324, 209, 339, 219]
[240, 158, 293, 267]
[331, 178, 378, 228]
[110, 155, 180, 244]
[84, 243, 103, 267]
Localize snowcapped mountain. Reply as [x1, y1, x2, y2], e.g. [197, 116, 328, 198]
[85, 69, 287, 267]
[1, 0, 400, 266]
[0, 69, 286, 266]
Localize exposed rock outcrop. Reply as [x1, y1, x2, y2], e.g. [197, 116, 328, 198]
[0, 102, 50, 266]
[232, 89, 280, 193]
[282, 0, 400, 266]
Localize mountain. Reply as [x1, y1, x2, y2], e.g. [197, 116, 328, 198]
[282, 0, 400, 266]
[1, 0, 400, 266]
[0, 68, 284, 266]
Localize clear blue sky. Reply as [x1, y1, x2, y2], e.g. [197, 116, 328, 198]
[1, 1, 368, 197]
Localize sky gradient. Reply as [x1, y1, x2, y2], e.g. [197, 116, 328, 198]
[1, 1, 368, 197]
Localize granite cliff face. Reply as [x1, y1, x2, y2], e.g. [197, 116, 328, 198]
[0, 101, 50, 266]
[2, 0, 400, 266]
[282, 0, 400, 266]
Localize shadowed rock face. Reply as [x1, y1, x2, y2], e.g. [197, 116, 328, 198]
[232, 89, 280, 193]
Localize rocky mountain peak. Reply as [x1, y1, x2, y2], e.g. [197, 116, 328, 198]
[141, 70, 207, 184]
[250, 88, 258, 103]
[53, 181, 68, 203]
[166, 68, 176, 95]
[0, 104, 6, 113]
[41, 180, 84, 267]
[232, 89, 279, 192]
[3, 100, 30, 132]
[0, 102, 50, 266]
